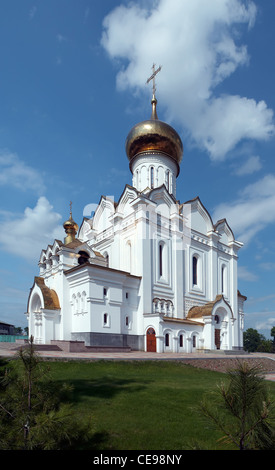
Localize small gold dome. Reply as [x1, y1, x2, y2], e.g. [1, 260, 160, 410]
[63, 213, 78, 232]
[63, 203, 79, 245]
[125, 96, 183, 174]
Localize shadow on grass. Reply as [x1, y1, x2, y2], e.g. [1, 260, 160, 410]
[54, 375, 152, 403]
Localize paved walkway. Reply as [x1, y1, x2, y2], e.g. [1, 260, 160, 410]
[1, 342, 275, 380]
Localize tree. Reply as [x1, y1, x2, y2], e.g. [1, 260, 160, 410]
[257, 339, 273, 353]
[0, 336, 93, 450]
[243, 328, 265, 352]
[13, 326, 23, 335]
[271, 327, 275, 351]
[198, 361, 275, 450]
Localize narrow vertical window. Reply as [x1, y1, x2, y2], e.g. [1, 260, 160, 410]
[166, 170, 170, 192]
[192, 256, 198, 286]
[179, 334, 183, 348]
[165, 333, 169, 347]
[126, 241, 131, 272]
[159, 243, 163, 277]
[103, 313, 108, 326]
[150, 166, 154, 189]
[222, 265, 225, 293]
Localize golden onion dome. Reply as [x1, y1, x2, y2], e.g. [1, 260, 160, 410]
[125, 95, 183, 174]
[63, 213, 79, 231]
[63, 203, 79, 245]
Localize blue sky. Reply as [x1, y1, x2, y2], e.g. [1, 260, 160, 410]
[0, 0, 274, 338]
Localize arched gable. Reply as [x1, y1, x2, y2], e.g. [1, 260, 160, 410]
[149, 184, 179, 220]
[92, 195, 115, 233]
[39, 249, 46, 264]
[45, 244, 53, 260]
[27, 276, 60, 313]
[183, 197, 214, 236]
[78, 217, 93, 241]
[52, 239, 63, 256]
[149, 184, 176, 206]
[214, 218, 235, 244]
[116, 184, 139, 217]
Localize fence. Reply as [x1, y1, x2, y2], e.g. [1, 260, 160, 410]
[0, 335, 28, 343]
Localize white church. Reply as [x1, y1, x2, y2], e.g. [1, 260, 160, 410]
[26, 73, 246, 354]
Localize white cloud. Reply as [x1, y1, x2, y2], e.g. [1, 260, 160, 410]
[29, 6, 37, 20]
[213, 174, 275, 243]
[0, 197, 64, 261]
[234, 155, 262, 176]
[246, 294, 275, 306]
[57, 34, 68, 43]
[255, 316, 275, 332]
[0, 151, 45, 194]
[259, 262, 275, 271]
[238, 265, 258, 282]
[101, 0, 274, 160]
[84, 7, 90, 22]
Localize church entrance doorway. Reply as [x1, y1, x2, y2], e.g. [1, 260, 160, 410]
[215, 329, 221, 350]
[146, 328, 156, 352]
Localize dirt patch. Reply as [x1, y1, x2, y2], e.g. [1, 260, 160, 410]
[181, 357, 275, 374]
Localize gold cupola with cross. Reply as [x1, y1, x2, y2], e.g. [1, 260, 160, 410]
[63, 202, 79, 245]
[125, 64, 183, 191]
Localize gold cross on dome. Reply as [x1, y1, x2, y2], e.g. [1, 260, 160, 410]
[146, 63, 162, 96]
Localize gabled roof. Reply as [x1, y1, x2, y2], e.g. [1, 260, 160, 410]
[187, 294, 234, 319]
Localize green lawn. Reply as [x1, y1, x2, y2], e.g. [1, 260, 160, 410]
[3, 357, 275, 450]
[43, 359, 275, 451]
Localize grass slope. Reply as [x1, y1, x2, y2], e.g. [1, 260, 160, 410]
[46, 360, 236, 450]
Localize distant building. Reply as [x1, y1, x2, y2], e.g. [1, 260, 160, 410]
[0, 321, 14, 335]
[26, 84, 246, 353]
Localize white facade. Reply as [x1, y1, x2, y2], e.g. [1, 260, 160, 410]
[26, 96, 246, 353]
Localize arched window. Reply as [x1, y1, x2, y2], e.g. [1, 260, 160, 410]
[136, 169, 139, 188]
[81, 291, 86, 312]
[221, 265, 227, 295]
[77, 292, 81, 313]
[192, 256, 198, 286]
[78, 250, 89, 265]
[31, 294, 42, 313]
[165, 333, 170, 347]
[126, 241, 131, 272]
